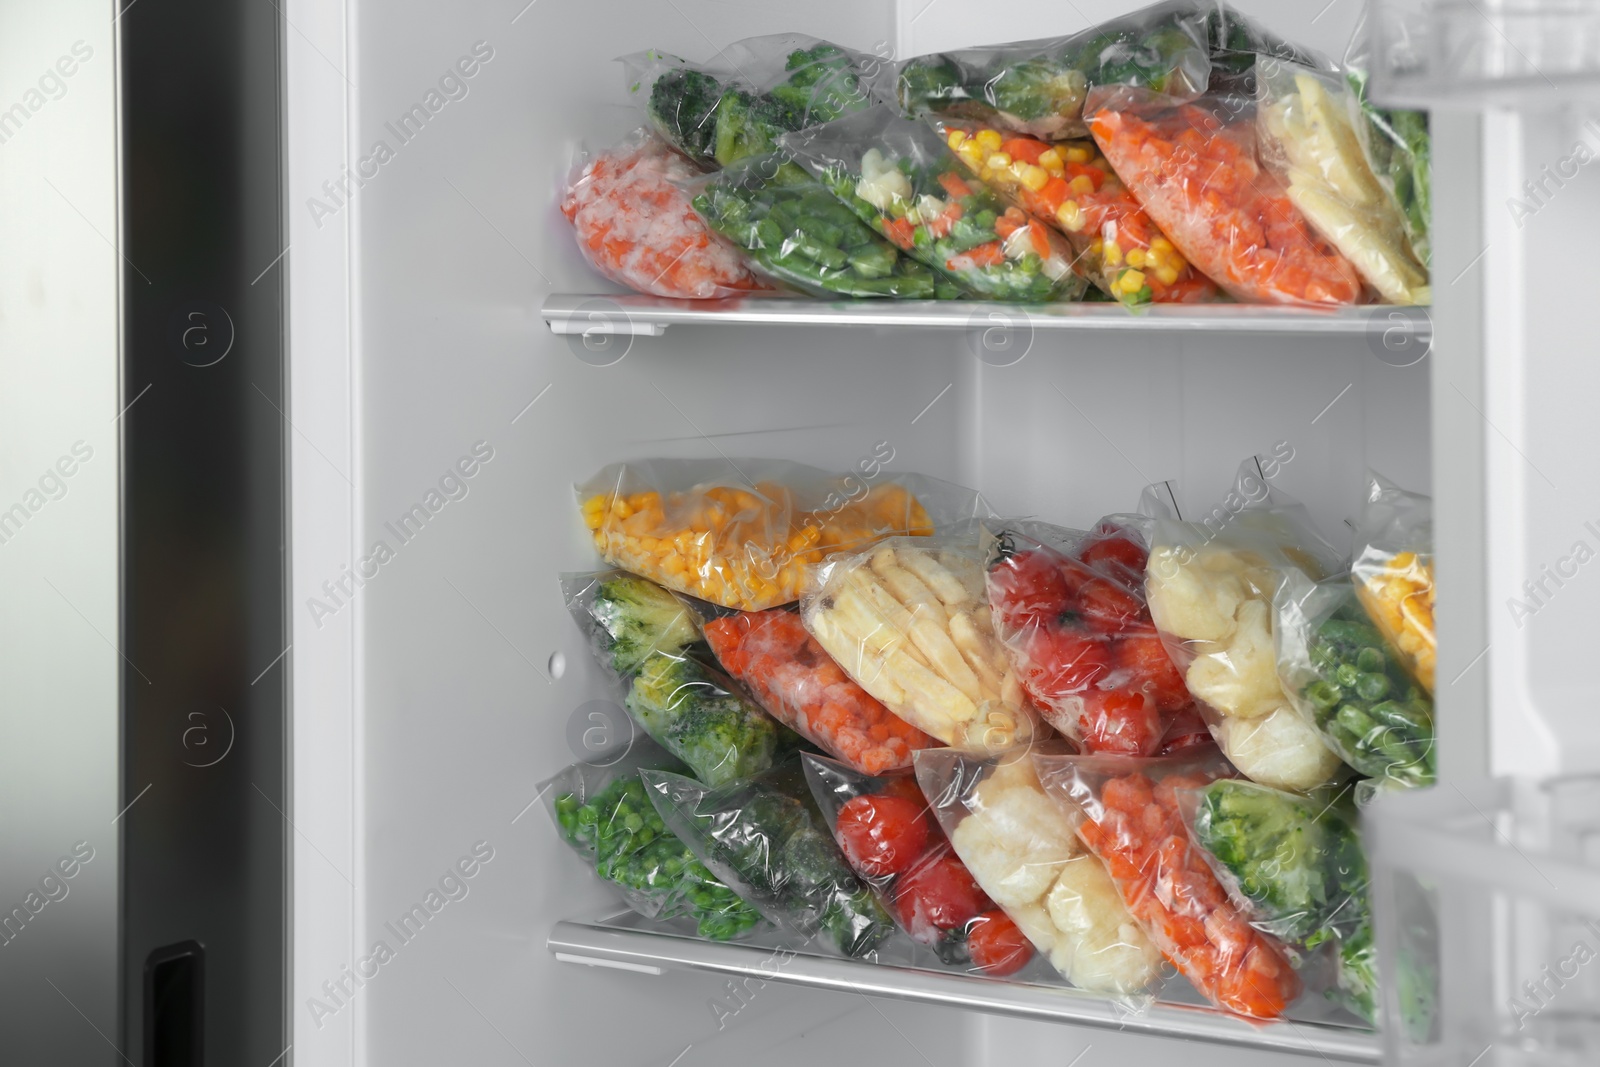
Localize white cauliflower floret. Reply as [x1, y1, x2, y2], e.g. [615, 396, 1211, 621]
[1044, 855, 1162, 994]
[855, 149, 913, 211]
[949, 774, 1080, 909]
[1005, 899, 1064, 958]
[1146, 546, 1245, 643]
[1219, 704, 1342, 792]
[1183, 599, 1283, 719]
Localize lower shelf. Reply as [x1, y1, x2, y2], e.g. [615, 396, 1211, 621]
[548, 910, 1380, 1063]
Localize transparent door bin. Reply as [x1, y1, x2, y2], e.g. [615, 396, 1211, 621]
[1367, 776, 1600, 1066]
[1369, 1, 1600, 104]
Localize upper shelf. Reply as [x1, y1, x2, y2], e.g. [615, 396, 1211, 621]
[542, 294, 1430, 342]
[549, 911, 1380, 1063]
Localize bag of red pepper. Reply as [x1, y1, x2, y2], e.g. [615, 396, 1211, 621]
[985, 518, 1207, 758]
[803, 752, 1041, 979]
[1034, 750, 1305, 1020]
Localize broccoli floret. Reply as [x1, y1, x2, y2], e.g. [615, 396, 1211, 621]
[772, 43, 869, 123]
[626, 653, 781, 786]
[589, 574, 698, 676]
[711, 86, 803, 167]
[649, 67, 724, 163]
[896, 55, 965, 114]
[821, 884, 895, 958]
[987, 59, 1087, 121]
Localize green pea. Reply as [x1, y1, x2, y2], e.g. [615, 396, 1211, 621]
[1357, 647, 1387, 673]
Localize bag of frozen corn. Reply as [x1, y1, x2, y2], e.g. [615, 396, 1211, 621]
[1351, 472, 1435, 694]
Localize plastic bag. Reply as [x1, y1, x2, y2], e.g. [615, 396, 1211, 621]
[985, 518, 1200, 756]
[1086, 82, 1366, 306]
[1036, 751, 1303, 1019]
[1142, 458, 1346, 792]
[1257, 62, 1429, 305]
[701, 608, 939, 775]
[642, 761, 895, 957]
[543, 740, 767, 940]
[1277, 570, 1436, 787]
[913, 747, 1163, 998]
[561, 568, 700, 683]
[801, 523, 1045, 754]
[935, 121, 1218, 306]
[1351, 473, 1435, 694]
[781, 106, 1084, 302]
[686, 153, 957, 298]
[622, 35, 880, 170]
[577, 458, 987, 611]
[559, 129, 771, 299]
[1344, 7, 1431, 267]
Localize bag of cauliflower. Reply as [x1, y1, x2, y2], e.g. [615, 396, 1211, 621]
[1140, 457, 1347, 793]
[912, 745, 1163, 1002]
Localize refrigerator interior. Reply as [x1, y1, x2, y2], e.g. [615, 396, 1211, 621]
[279, 1, 1460, 1065]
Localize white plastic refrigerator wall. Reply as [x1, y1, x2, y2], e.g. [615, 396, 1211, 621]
[277, 0, 1592, 1064]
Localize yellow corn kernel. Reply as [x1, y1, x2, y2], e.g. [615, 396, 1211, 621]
[1156, 265, 1180, 287]
[979, 166, 996, 182]
[947, 129, 967, 150]
[1121, 269, 1146, 291]
[1037, 147, 1063, 170]
[1102, 241, 1123, 267]
[974, 129, 1003, 153]
[1068, 174, 1094, 196]
[1055, 201, 1084, 232]
[986, 152, 1011, 170]
[1150, 236, 1173, 254]
[1020, 164, 1049, 191]
[1065, 145, 1091, 163]
[1089, 238, 1104, 254]
[1126, 248, 1148, 269]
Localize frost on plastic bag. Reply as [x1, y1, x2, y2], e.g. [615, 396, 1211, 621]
[642, 761, 895, 957]
[1142, 458, 1346, 792]
[543, 739, 767, 940]
[561, 568, 700, 683]
[1351, 473, 1435, 694]
[1086, 82, 1366, 306]
[1257, 62, 1429, 305]
[622, 35, 881, 170]
[934, 120, 1218, 306]
[1037, 751, 1303, 1019]
[701, 608, 939, 775]
[559, 129, 771, 299]
[781, 106, 1084, 302]
[805, 753, 1065, 979]
[912, 746, 1163, 999]
[686, 153, 956, 298]
[801, 523, 1045, 754]
[576, 458, 987, 611]
[985, 518, 1205, 757]
[1278, 570, 1436, 787]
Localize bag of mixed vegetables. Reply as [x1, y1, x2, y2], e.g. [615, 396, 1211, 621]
[804, 753, 1055, 979]
[985, 518, 1203, 757]
[1351, 472, 1435, 694]
[1277, 570, 1437, 787]
[802, 522, 1044, 755]
[934, 120, 1218, 306]
[545, 742, 768, 941]
[914, 746, 1164, 999]
[1257, 61, 1429, 305]
[1142, 458, 1348, 792]
[1344, 7, 1431, 267]
[643, 760, 895, 957]
[781, 106, 1084, 302]
[687, 153, 958, 298]
[577, 458, 988, 612]
[562, 569, 792, 786]
[622, 35, 880, 170]
[700, 607, 939, 775]
[1036, 750, 1304, 1019]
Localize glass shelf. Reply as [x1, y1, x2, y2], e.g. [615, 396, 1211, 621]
[549, 910, 1380, 1063]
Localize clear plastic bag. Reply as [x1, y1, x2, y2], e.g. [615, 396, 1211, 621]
[1142, 459, 1346, 792]
[1086, 82, 1367, 306]
[1257, 62, 1429, 305]
[560, 568, 700, 683]
[1035, 751, 1303, 1019]
[686, 153, 957, 298]
[543, 740, 768, 940]
[700, 608, 938, 775]
[913, 747, 1163, 999]
[935, 121, 1219, 306]
[642, 761, 896, 957]
[559, 128, 772, 299]
[801, 523, 1045, 754]
[985, 518, 1200, 756]
[1351, 473, 1435, 694]
[1344, 9, 1431, 267]
[1277, 570, 1436, 788]
[577, 458, 987, 611]
[781, 106, 1085, 302]
[622, 35, 880, 170]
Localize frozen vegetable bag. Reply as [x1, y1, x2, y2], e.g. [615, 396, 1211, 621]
[1351, 472, 1435, 694]
[1036, 751, 1303, 1019]
[802, 523, 1044, 754]
[643, 761, 895, 958]
[562, 569, 790, 786]
[1344, 6, 1432, 267]
[543, 739, 766, 940]
[1142, 458, 1347, 792]
[914, 747, 1163, 998]
[559, 128, 770, 299]
[804, 754, 1048, 979]
[781, 106, 1084, 302]
[576, 458, 988, 611]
